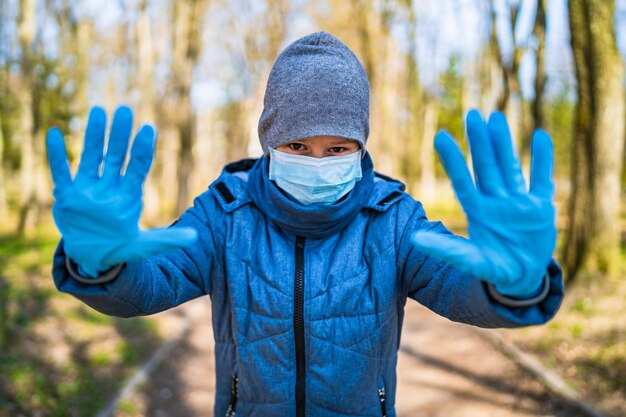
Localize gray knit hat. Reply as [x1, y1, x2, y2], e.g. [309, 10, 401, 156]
[258, 31, 370, 155]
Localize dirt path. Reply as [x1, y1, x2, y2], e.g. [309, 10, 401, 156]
[115, 299, 592, 417]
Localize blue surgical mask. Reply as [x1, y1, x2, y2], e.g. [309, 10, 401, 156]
[268, 148, 363, 206]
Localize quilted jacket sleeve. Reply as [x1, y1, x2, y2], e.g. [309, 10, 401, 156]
[52, 189, 223, 318]
[396, 198, 564, 328]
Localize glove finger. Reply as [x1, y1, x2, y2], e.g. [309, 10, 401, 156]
[529, 129, 555, 200]
[134, 227, 199, 256]
[46, 128, 72, 192]
[434, 131, 477, 207]
[122, 124, 156, 193]
[102, 105, 133, 181]
[411, 231, 487, 278]
[76, 106, 106, 181]
[466, 109, 508, 197]
[487, 112, 526, 194]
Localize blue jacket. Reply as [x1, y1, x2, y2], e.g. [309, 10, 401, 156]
[53, 154, 564, 417]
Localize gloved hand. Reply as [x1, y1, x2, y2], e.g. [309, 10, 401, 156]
[46, 105, 197, 278]
[411, 110, 556, 298]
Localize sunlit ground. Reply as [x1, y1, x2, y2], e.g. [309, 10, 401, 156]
[0, 217, 165, 417]
[425, 195, 626, 416]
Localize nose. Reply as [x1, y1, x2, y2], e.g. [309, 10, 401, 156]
[308, 149, 327, 158]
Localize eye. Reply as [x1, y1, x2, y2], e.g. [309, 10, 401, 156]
[289, 143, 306, 151]
[329, 147, 346, 154]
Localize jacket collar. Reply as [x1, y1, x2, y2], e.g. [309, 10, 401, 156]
[210, 153, 406, 238]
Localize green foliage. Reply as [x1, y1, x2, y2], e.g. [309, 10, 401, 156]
[436, 56, 466, 143]
[569, 323, 583, 338]
[2, 355, 112, 416]
[0, 51, 75, 182]
[573, 297, 593, 314]
[118, 398, 140, 414]
[33, 57, 74, 137]
[69, 305, 114, 325]
[435, 56, 467, 178]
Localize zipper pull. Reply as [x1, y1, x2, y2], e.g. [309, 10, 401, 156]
[378, 386, 388, 417]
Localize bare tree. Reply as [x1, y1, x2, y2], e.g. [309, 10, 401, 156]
[170, 0, 207, 214]
[136, 0, 155, 124]
[564, 0, 625, 280]
[0, 0, 9, 219]
[135, 0, 161, 222]
[491, 2, 524, 113]
[489, 1, 526, 148]
[0, 81, 7, 219]
[531, 0, 547, 132]
[395, 0, 437, 200]
[398, 0, 423, 194]
[15, 0, 37, 234]
[221, 0, 289, 163]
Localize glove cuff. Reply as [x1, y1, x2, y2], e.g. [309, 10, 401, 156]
[487, 271, 551, 307]
[66, 257, 124, 284]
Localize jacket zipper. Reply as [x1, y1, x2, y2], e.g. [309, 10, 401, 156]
[225, 374, 238, 417]
[378, 386, 388, 417]
[294, 236, 306, 417]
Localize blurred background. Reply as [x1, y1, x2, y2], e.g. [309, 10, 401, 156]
[0, 0, 625, 416]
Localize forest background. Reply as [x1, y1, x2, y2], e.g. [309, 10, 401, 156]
[1, 0, 626, 416]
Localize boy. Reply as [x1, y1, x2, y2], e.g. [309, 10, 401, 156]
[48, 32, 563, 417]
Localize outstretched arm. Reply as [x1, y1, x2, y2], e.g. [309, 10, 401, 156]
[398, 200, 563, 328]
[413, 110, 558, 299]
[48, 106, 219, 317]
[400, 110, 564, 327]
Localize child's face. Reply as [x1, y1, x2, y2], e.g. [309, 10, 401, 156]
[275, 136, 361, 158]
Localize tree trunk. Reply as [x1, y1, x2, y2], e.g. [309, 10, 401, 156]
[490, 4, 509, 112]
[171, 0, 206, 214]
[419, 97, 438, 205]
[479, 25, 502, 112]
[0, 276, 9, 349]
[15, 0, 36, 235]
[491, 2, 525, 150]
[222, 101, 248, 163]
[531, 0, 547, 132]
[519, 0, 548, 163]
[137, 0, 155, 123]
[353, 0, 380, 163]
[400, 0, 423, 195]
[564, 0, 625, 280]
[233, 0, 288, 161]
[0, 107, 7, 219]
[136, 0, 160, 223]
[351, 0, 396, 173]
[0, 2, 8, 219]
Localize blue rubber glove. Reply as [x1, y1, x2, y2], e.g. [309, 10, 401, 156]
[411, 110, 556, 298]
[46, 105, 198, 278]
